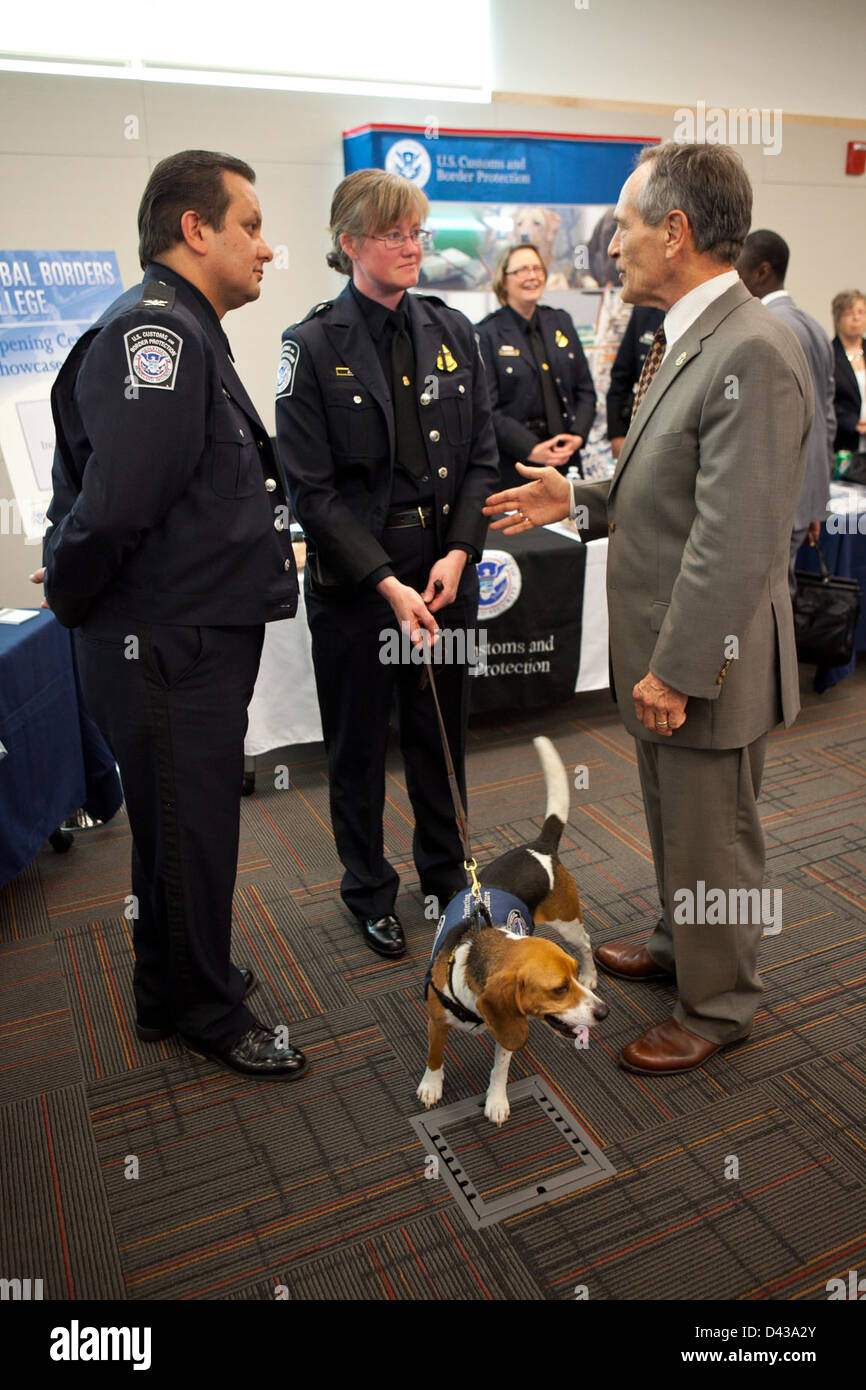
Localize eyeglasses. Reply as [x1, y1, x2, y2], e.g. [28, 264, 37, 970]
[505, 264, 546, 279]
[368, 228, 433, 249]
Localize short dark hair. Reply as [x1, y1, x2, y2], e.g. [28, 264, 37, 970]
[636, 141, 752, 265]
[138, 150, 256, 269]
[741, 229, 790, 281]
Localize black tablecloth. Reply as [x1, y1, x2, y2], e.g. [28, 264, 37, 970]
[470, 525, 587, 712]
[0, 611, 122, 887]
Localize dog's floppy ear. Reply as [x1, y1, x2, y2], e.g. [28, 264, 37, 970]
[476, 971, 529, 1052]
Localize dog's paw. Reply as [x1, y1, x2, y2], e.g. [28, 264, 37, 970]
[417, 1068, 443, 1108]
[484, 1092, 510, 1126]
[584, 968, 598, 992]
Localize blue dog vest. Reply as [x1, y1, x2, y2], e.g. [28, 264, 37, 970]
[423, 884, 533, 995]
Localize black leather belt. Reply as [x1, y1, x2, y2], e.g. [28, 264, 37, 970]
[385, 506, 434, 529]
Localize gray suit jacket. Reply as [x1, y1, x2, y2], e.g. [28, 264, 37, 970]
[575, 280, 813, 750]
[763, 294, 835, 531]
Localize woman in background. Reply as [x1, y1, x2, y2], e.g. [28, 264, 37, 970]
[832, 289, 866, 457]
[477, 242, 596, 488]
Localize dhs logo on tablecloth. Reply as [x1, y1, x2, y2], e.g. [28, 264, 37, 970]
[478, 550, 522, 620]
[385, 139, 432, 188]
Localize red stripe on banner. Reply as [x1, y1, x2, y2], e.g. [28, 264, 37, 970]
[343, 123, 660, 145]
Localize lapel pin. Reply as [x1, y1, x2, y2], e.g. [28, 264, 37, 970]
[675, 351, 688, 366]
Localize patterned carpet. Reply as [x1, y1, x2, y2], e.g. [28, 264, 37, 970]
[2, 663, 866, 1302]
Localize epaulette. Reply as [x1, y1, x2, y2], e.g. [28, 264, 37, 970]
[412, 292, 449, 309]
[135, 280, 176, 311]
[300, 300, 333, 323]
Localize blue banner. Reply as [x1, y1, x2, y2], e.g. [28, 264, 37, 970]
[0, 250, 121, 541]
[343, 124, 655, 204]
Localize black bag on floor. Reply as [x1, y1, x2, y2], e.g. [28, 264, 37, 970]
[793, 537, 862, 667]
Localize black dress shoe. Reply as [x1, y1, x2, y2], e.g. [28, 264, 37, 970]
[135, 965, 259, 1042]
[180, 1023, 307, 1079]
[357, 914, 406, 958]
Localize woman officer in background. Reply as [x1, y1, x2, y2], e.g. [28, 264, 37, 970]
[476, 242, 596, 488]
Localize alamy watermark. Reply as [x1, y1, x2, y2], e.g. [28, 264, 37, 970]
[379, 621, 487, 670]
[673, 101, 782, 157]
[673, 880, 782, 936]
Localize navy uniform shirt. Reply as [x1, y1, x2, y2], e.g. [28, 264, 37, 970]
[475, 303, 596, 466]
[275, 282, 499, 593]
[44, 263, 298, 629]
[606, 305, 665, 440]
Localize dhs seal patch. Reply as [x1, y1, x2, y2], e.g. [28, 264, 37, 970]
[123, 325, 183, 390]
[477, 550, 522, 620]
[276, 340, 300, 398]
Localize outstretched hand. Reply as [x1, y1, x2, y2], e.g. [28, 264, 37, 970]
[482, 462, 571, 535]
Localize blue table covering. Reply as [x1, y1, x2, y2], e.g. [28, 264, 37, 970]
[795, 524, 866, 692]
[0, 610, 122, 887]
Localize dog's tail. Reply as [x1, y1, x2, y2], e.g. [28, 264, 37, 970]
[532, 736, 569, 855]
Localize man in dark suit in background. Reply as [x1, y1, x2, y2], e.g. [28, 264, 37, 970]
[605, 304, 665, 458]
[737, 229, 836, 591]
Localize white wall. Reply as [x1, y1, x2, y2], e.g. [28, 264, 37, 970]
[1, 0, 864, 602]
[492, 0, 866, 119]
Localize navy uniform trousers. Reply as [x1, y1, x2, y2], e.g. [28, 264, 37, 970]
[306, 524, 477, 922]
[75, 618, 264, 1049]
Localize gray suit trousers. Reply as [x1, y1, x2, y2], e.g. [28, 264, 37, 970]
[636, 735, 768, 1044]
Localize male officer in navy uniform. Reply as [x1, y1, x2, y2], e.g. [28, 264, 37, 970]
[276, 169, 499, 958]
[606, 304, 665, 458]
[476, 242, 596, 488]
[43, 150, 306, 1080]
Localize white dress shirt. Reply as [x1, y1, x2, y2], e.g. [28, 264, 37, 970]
[661, 269, 740, 361]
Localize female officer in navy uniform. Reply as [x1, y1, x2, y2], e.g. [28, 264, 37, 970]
[276, 170, 499, 959]
[476, 242, 596, 488]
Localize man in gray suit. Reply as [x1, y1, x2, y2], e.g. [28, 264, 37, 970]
[737, 229, 836, 592]
[484, 142, 813, 1074]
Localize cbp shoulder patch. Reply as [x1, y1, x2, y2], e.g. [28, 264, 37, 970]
[124, 324, 183, 390]
[276, 340, 300, 398]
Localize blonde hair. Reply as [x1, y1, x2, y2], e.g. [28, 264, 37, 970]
[326, 169, 429, 275]
[492, 242, 547, 305]
[832, 289, 866, 331]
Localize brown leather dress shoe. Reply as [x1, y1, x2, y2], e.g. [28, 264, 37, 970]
[619, 1018, 747, 1074]
[594, 941, 674, 981]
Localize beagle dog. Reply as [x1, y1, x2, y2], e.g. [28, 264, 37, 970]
[417, 737, 608, 1125]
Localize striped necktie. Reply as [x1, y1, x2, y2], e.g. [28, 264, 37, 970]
[631, 326, 667, 420]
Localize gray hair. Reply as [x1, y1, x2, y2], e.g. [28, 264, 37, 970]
[831, 289, 866, 330]
[635, 141, 752, 265]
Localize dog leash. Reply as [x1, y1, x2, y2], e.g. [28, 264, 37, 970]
[423, 580, 491, 935]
